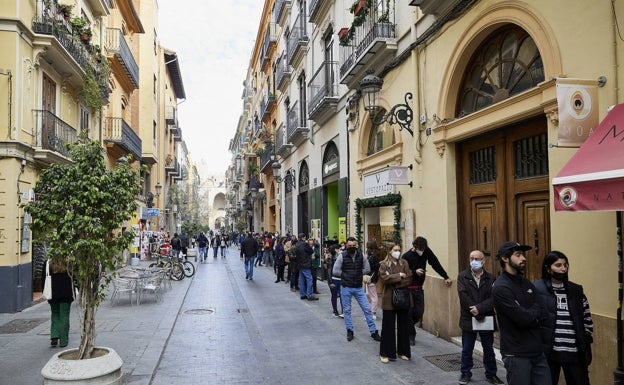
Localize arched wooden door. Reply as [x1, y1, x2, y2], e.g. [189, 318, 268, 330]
[457, 117, 550, 282]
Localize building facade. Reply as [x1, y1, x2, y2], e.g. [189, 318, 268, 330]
[227, 1, 624, 383]
[0, 0, 191, 313]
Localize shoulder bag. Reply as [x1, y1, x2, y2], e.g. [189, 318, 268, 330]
[42, 260, 52, 300]
[388, 261, 410, 310]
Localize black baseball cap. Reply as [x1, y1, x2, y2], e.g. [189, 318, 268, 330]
[496, 241, 532, 258]
[298, 233, 306, 239]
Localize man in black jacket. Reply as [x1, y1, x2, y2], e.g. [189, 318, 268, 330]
[492, 241, 550, 385]
[294, 233, 318, 301]
[242, 233, 259, 280]
[457, 250, 503, 385]
[402, 236, 452, 345]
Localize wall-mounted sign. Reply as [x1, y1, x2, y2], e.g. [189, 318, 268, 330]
[363, 170, 395, 197]
[323, 158, 339, 177]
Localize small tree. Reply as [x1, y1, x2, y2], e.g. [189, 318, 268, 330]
[25, 138, 140, 359]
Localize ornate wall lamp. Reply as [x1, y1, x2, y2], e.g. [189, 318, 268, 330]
[271, 161, 296, 189]
[359, 71, 414, 136]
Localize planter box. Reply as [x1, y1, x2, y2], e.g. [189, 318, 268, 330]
[354, 0, 367, 16]
[338, 27, 349, 40]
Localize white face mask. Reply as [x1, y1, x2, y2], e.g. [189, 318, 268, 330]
[470, 260, 483, 271]
[416, 250, 424, 256]
[391, 251, 401, 259]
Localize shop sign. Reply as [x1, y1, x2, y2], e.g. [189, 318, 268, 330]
[387, 165, 411, 185]
[323, 158, 339, 177]
[363, 170, 395, 197]
[146, 208, 159, 217]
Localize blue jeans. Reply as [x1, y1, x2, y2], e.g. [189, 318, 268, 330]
[220, 246, 226, 257]
[198, 246, 207, 261]
[244, 255, 255, 279]
[340, 286, 377, 334]
[299, 268, 313, 298]
[503, 353, 551, 385]
[213, 247, 218, 258]
[461, 330, 497, 378]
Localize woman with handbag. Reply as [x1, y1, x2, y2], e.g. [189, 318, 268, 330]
[42, 258, 74, 348]
[378, 244, 412, 363]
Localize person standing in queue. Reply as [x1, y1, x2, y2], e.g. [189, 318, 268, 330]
[534, 251, 593, 385]
[402, 236, 453, 345]
[295, 233, 318, 301]
[492, 241, 550, 385]
[333, 236, 381, 342]
[457, 250, 504, 385]
[378, 244, 411, 363]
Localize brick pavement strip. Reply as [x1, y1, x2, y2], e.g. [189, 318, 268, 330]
[0, 247, 504, 385]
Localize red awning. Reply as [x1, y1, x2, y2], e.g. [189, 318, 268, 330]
[553, 103, 624, 211]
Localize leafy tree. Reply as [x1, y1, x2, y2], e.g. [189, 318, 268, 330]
[25, 138, 140, 359]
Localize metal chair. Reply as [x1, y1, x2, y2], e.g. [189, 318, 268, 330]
[110, 277, 136, 305]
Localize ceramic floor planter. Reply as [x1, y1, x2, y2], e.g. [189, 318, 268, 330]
[41, 347, 123, 384]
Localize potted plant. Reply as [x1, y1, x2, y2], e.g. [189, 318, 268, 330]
[25, 137, 141, 382]
[338, 27, 350, 40]
[351, 0, 368, 16]
[58, 3, 73, 20]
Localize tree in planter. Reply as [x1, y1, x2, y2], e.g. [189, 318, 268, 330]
[25, 138, 141, 359]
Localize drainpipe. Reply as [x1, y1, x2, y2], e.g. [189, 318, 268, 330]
[0, 70, 13, 139]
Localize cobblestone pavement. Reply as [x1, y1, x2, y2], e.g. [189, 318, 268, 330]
[0, 246, 505, 385]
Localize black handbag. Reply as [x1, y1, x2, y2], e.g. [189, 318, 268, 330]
[391, 287, 410, 310]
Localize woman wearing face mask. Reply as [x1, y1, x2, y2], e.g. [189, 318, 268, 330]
[378, 244, 412, 363]
[534, 251, 593, 385]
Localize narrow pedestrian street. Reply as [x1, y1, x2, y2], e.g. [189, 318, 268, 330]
[0, 246, 505, 384]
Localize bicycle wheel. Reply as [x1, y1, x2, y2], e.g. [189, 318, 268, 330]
[182, 261, 195, 277]
[170, 262, 185, 281]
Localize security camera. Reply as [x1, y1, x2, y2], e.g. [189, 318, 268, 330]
[21, 159, 26, 167]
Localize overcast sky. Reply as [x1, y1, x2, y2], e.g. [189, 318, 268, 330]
[157, 1, 265, 175]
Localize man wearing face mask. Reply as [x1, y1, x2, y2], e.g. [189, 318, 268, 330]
[333, 237, 381, 342]
[457, 250, 504, 385]
[402, 236, 453, 345]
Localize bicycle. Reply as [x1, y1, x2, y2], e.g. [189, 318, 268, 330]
[149, 247, 185, 281]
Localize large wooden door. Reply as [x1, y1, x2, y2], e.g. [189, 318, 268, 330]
[458, 117, 550, 282]
[41, 73, 56, 150]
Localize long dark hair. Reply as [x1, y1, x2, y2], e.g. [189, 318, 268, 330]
[541, 250, 569, 280]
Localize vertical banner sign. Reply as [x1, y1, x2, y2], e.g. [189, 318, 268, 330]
[556, 78, 599, 146]
[338, 217, 347, 243]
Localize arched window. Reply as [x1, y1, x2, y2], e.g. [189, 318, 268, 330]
[457, 25, 544, 117]
[367, 109, 395, 156]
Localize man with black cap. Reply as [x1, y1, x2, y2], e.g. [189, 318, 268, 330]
[492, 241, 550, 385]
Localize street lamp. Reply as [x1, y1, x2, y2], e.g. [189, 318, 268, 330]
[155, 182, 162, 198]
[359, 70, 414, 136]
[271, 160, 296, 189]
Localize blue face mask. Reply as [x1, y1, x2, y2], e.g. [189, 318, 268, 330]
[470, 260, 483, 271]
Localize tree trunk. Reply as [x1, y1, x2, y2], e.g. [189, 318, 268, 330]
[77, 280, 97, 359]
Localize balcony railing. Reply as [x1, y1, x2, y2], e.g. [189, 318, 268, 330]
[260, 150, 274, 173]
[261, 89, 276, 121]
[32, 9, 95, 72]
[104, 117, 142, 160]
[275, 122, 292, 158]
[261, 23, 277, 71]
[308, 61, 339, 122]
[287, 17, 308, 65]
[339, 21, 396, 81]
[276, 55, 292, 92]
[33, 109, 78, 157]
[274, 0, 292, 26]
[105, 28, 139, 88]
[287, 101, 309, 146]
[309, 0, 330, 24]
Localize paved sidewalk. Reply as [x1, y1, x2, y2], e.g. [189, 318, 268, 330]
[0, 247, 505, 384]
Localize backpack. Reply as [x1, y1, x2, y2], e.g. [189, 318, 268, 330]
[264, 239, 270, 250]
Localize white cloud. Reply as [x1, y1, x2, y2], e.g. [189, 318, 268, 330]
[158, 0, 263, 174]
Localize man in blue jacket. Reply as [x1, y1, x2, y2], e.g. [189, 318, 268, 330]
[492, 241, 550, 385]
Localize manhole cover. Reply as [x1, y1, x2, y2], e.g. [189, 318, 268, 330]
[0, 318, 47, 334]
[183, 308, 214, 315]
[424, 353, 483, 372]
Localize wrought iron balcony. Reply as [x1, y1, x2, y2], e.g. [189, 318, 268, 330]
[309, 0, 330, 24]
[105, 28, 139, 89]
[339, 18, 397, 88]
[260, 150, 274, 173]
[104, 117, 142, 161]
[275, 123, 292, 158]
[32, 10, 95, 72]
[274, 0, 292, 27]
[276, 55, 292, 92]
[287, 101, 309, 147]
[287, 17, 309, 66]
[308, 61, 339, 124]
[32, 109, 78, 159]
[261, 90, 277, 122]
[261, 23, 277, 72]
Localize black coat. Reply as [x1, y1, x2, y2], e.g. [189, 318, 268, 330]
[42, 262, 74, 304]
[534, 279, 593, 364]
[294, 240, 313, 269]
[241, 236, 259, 257]
[457, 268, 497, 331]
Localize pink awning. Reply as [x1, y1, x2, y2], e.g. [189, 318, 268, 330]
[553, 103, 624, 211]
